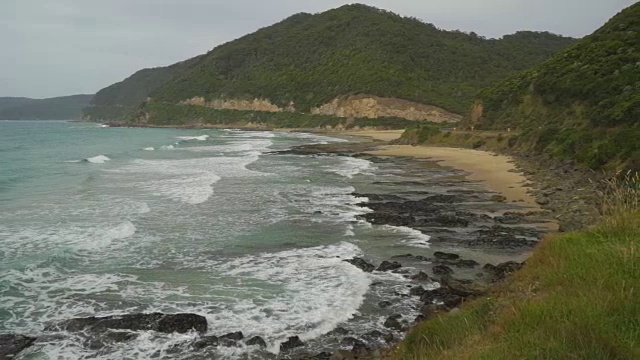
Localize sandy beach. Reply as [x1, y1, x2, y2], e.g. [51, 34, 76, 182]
[367, 145, 540, 210]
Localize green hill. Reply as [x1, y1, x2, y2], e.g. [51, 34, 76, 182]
[470, 2, 640, 170]
[85, 4, 575, 124]
[0, 95, 93, 120]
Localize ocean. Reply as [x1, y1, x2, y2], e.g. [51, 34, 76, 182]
[0, 121, 434, 359]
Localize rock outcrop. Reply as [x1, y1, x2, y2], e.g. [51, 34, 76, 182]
[46, 313, 208, 334]
[311, 95, 462, 123]
[180, 97, 293, 113]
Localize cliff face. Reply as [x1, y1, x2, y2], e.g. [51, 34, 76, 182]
[180, 97, 293, 113]
[311, 95, 462, 123]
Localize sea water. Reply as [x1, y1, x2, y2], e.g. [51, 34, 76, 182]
[0, 121, 431, 359]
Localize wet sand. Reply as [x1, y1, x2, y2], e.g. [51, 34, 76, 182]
[367, 145, 539, 210]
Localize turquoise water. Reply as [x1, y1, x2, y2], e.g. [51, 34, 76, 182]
[0, 121, 431, 359]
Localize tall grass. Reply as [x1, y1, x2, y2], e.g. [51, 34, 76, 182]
[391, 173, 640, 359]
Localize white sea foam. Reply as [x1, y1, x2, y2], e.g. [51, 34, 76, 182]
[175, 135, 210, 141]
[160, 144, 175, 150]
[142, 147, 155, 151]
[85, 155, 111, 164]
[330, 157, 376, 179]
[107, 152, 265, 204]
[382, 225, 432, 248]
[218, 242, 371, 353]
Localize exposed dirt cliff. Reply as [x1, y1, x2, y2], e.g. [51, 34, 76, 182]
[311, 95, 462, 123]
[180, 97, 292, 113]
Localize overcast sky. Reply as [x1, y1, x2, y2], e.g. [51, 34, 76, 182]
[0, 0, 635, 98]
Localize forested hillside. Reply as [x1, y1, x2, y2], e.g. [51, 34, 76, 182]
[0, 95, 93, 120]
[85, 4, 575, 122]
[472, 2, 639, 169]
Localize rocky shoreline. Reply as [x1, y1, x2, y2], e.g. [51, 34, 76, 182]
[2, 137, 583, 360]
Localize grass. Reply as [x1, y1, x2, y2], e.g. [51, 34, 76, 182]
[390, 174, 640, 359]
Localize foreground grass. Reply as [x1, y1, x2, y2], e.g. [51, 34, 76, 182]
[391, 210, 639, 359]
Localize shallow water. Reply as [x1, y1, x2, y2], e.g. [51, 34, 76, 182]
[0, 121, 443, 359]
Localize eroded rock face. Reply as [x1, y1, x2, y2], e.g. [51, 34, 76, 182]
[45, 313, 208, 335]
[180, 97, 292, 113]
[311, 95, 462, 122]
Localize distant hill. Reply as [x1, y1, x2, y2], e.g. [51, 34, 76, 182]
[471, 2, 639, 169]
[85, 4, 575, 125]
[0, 95, 94, 120]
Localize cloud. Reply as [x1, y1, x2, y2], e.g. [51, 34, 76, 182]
[0, 0, 635, 98]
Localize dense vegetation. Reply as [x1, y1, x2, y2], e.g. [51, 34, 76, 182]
[471, 3, 640, 170]
[85, 4, 575, 122]
[138, 102, 415, 129]
[0, 95, 93, 120]
[393, 173, 639, 360]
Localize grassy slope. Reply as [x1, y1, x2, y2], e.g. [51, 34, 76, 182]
[392, 194, 639, 359]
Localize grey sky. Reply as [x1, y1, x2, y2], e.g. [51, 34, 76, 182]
[0, 0, 635, 98]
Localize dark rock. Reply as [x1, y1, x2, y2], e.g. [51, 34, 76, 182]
[344, 257, 376, 273]
[376, 261, 402, 272]
[314, 352, 332, 360]
[383, 315, 402, 331]
[409, 286, 426, 296]
[220, 331, 243, 341]
[432, 264, 453, 275]
[246, 336, 267, 348]
[490, 195, 507, 202]
[440, 275, 488, 297]
[339, 336, 362, 347]
[419, 287, 451, 303]
[419, 303, 448, 318]
[329, 327, 350, 336]
[280, 336, 305, 352]
[351, 339, 371, 358]
[330, 350, 356, 360]
[86, 331, 139, 350]
[193, 335, 219, 350]
[434, 252, 460, 261]
[0, 334, 37, 359]
[410, 271, 431, 282]
[392, 254, 430, 262]
[455, 259, 480, 268]
[377, 301, 392, 309]
[424, 194, 465, 203]
[536, 198, 550, 206]
[414, 315, 426, 323]
[46, 313, 207, 334]
[471, 226, 539, 248]
[484, 261, 524, 280]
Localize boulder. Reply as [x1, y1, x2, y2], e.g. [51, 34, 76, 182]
[46, 313, 208, 334]
[433, 252, 460, 261]
[484, 261, 523, 280]
[376, 261, 402, 272]
[490, 195, 507, 202]
[383, 315, 403, 331]
[440, 275, 488, 297]
[432, 264, 453, 275]
[409, 286, 427, 296]
[328, 327, 350, 336]
[0, 334, 37, 359]
[344, 258, 376, 273]
[246, 336, 267, 348]
[192, 335, 219, 350]
[409, 271, 431, 282]
[280, 336, 305, 352]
